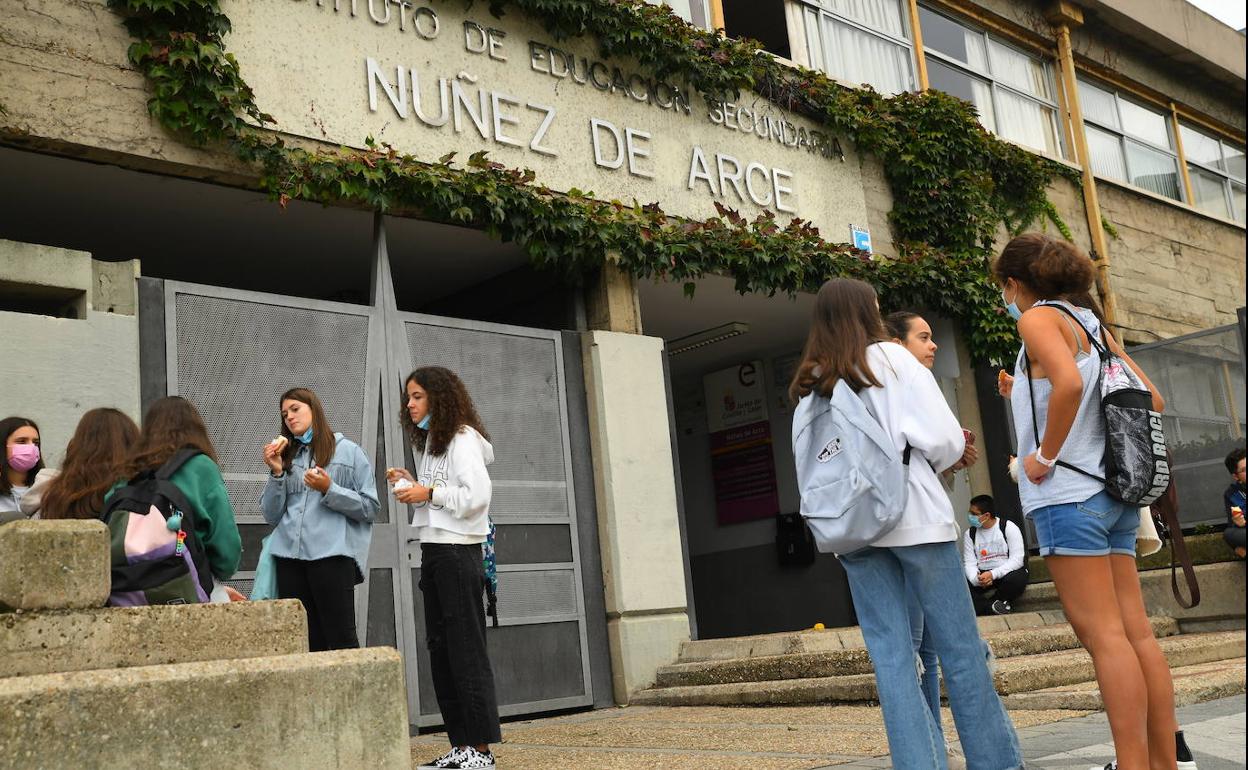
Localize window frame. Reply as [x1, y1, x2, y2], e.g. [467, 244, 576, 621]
[917, 4, 1064, 159]
[1179, 121, 1246, 223]
[795, 0, 918, 95]
[1076, 76, 1185, 204]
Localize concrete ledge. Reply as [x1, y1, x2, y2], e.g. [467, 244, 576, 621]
[1003, 657, 1246, 711]
[0, 599, 308, 678]
[0, 520, 109, 611]
[0, 648, 410, 769]
[1026, 534, 1240, 584]
[1019, 561, 1247, 620]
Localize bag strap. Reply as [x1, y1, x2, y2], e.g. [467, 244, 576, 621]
[1018, 303, 1108, 484]
[156, 448, 200, 481]
[1150, 454, 1199, 609]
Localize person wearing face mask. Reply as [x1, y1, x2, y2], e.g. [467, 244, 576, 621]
[260, 387, 378, 652]
[994, 234, 1196, 770]
[390, 367, 501, 770]
[1, 417, 45, 523]
[961, 495, 1028, 615]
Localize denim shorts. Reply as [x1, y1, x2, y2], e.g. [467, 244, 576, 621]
[1027, 489, 1139, 557]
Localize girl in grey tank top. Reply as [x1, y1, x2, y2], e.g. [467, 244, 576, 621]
[1011, 301, 1105, 514]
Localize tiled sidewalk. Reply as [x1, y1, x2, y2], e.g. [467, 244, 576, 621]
[409, 696, 1245, 768]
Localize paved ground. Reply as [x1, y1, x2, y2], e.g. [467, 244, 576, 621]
[410, 696, 1245, 768]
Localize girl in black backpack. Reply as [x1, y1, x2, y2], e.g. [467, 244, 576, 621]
[995, 234, 1191, 770]
[111, 397, 242, 586]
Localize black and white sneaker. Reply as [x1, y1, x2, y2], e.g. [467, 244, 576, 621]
[990, 599, 1013, 615]
[455, 747, 496, 768]
[416, 747, 463, 769]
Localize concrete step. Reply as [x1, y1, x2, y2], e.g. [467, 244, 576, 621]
[656, 616, 1179, 688]
[1002, 657, 1246, 710]
[1017, 561, 1247, 628]
[0, 599, 308, 679]
[0, 649, 410, 769]
[677, 609, 1070, 664]
[632, 630, 1245, 707]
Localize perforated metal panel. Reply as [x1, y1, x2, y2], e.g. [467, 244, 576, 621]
[496, 569, 579, 621]
[174, 293, 371, 477]
[403, 324, 565, 482]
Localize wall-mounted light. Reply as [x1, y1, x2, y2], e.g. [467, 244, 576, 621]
[667, 322, 750, 356]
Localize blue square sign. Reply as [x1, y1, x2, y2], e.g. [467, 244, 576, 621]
[851, 224, 872, 253]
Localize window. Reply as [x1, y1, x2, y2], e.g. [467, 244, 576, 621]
[1077, 78, 1182, 201]
[649, 0, 709, 28]
[919, 7, 1062, 158]
[801, 0, 915, 95]
[1179, 122, 1247, 222]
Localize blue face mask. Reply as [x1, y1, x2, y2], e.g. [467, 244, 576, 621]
[296, 427, 314, 444]
[967, 513, 980, 528]
[417, 415, 431, 431]
[1002, 288, 1023, 321]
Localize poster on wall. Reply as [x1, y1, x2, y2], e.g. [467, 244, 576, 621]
[704, 362, 780, 526]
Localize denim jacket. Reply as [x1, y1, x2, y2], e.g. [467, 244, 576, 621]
[259, 433, 378, 582]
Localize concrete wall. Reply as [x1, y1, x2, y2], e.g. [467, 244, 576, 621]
[581, 331, 690, 701]
[1098, 181, 1247, 342]
[0, 240, 141, 464]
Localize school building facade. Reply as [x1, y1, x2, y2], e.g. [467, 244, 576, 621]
[1, 0, 1243, 725]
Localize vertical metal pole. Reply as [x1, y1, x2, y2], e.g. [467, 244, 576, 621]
[906, 0, 930, 91]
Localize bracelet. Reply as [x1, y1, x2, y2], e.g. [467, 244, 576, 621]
[1035, 448, 1057, 468]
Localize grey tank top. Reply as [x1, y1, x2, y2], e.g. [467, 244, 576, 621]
[1011, 301, 1105, 514]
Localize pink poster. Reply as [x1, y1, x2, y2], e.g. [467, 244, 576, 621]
[704, 362, 780, 525]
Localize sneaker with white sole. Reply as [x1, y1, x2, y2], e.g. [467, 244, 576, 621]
[416, 747, 464, 770]
[455, 747, 496, 768]
[990, 599, 1012, 615]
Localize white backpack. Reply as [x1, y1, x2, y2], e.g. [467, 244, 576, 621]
[792, 378, 911, 554]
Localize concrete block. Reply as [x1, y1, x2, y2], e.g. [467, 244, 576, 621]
[0, 520, 109, 611]
[609, 613, 689, 703]
[1020, 561, 1247, 619]
[0, 648, 410, 770]
[0, 238, 92, 293]
[0, 599, 308, 678]
[91, 259, 140, 315]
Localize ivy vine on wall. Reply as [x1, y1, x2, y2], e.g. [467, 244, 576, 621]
[105, 0, 1076, 363]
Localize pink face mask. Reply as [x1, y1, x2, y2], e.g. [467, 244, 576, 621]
[8, 444, 40, 472]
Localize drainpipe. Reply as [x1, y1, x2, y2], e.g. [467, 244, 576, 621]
[1047, 1, 1119, 328]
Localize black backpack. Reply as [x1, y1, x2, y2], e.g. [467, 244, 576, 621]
[776, 512, 816, 566]
[100, 449, 215, 606]
[1024, 303, 1169, 506]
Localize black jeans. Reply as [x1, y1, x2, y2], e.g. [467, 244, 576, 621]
[275, 555, 360, 652]
[420, 543, 501, 747]
[969, 566, 1029, 615]
[1225, 524, 1247, 555]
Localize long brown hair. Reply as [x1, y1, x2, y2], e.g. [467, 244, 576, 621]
[122, 396, 220, 478]
[789, 279, 888, 403]
[0, 416, 42, 494]
[277, 388, 336, 470]
[41, 408, 140, 519]
[401, 367, 489, 457]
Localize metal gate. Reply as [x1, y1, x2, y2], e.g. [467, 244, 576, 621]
[143, 220, 603, 730]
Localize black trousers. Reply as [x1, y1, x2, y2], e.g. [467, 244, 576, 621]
[275, 555, 360, 652]
[969, 567, 1029, 615]
[420, 543, 502, 747]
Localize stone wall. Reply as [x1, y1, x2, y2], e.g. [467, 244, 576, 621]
[1099, 181, 1246, 342]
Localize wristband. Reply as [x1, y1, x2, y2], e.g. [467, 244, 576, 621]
[1035, 448, 1057, 468]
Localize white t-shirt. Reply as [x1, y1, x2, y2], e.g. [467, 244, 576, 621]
[963, 519, 1025, 583]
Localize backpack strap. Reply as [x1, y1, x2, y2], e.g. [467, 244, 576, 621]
[156, 448, 201, 481]
[970, 527, 977, 546]
[1021, 303, 1106, 484]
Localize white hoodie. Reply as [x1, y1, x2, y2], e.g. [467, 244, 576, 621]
[857, 343, 966, 547]
[409, 426, 494, 545]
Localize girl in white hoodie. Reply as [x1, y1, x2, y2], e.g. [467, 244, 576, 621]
[390, 366, 500, 770]
[792, 279, 1020, 770]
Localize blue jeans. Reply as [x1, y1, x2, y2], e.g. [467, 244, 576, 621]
[906, 591, 943, 738]
[840, 542, 1022, 770]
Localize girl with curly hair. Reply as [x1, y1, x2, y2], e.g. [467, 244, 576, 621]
[390, 367, 500, 770]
